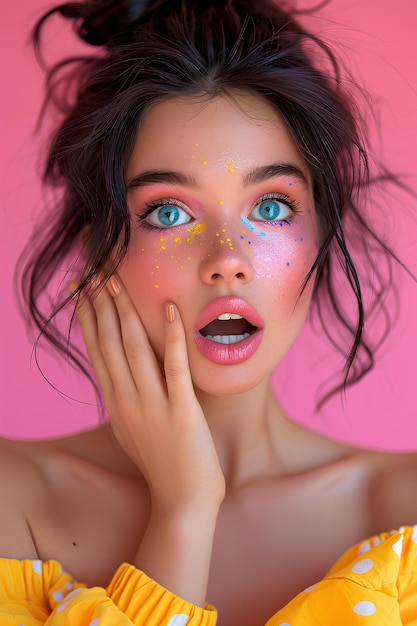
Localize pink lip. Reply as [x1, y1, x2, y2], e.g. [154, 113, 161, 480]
[193, 297, 264, 365]
[194, 296, 264, 332]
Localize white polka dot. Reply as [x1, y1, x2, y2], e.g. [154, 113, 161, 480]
[352, 558, 373, 574]
[66, 581, 74, 590]
[279, 623, 291, 626]
[89, 619, 100, 626]
[358, 540, 371, 554]
[57, 600, 70, 614]
[167, 615, 189, 626]
[52, 589, 65, 602]
[32, 560, 42, 575]
[304, 584, 317, 592]
[372, 536, 381, 547]
[412, 525, 417, 543]
[392, 536, 403, 558]
[353, 601, 376, 616]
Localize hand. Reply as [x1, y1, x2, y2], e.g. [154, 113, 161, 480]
[74, 274, 225, 515]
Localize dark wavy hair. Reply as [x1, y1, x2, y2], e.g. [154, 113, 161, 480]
[19, 0, 407, 406]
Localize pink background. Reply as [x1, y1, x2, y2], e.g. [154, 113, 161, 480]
[1, 0, 416, 445]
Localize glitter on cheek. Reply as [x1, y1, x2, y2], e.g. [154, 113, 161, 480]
[228, 160, 236, 174]
[200, 156, 208, 166]
[186, 220, 206, 244]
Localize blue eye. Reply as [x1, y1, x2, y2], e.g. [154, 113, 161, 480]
[144, 202, 191, 228]
[249, 198, 292, 222]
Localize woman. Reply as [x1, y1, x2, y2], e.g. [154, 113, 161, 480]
[0, 0, 416, 624]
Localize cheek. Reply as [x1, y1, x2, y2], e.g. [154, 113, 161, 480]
[244, 221, 318, 292]
[119, 232, 196, 303]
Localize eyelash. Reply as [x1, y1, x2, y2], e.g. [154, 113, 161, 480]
[253, 193, 301, 224]
[135, 198, 190, 232]
[135, 193, 301, 231]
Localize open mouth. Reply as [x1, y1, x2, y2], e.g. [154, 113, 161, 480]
[198, 313, 257, 345]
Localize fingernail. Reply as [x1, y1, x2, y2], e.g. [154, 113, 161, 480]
[108, 275, 121, 296]
[165, 303, 176, 323]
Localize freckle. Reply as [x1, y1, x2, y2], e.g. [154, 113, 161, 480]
[300, 237, 304, 241]
[308, 208, 311, 214]
[286, 262, 290, 267]
[248, 241, 251, 245]
[289, 182, 293, 187]
[240, 235, 244, 239]
[228, 160, 236, 174]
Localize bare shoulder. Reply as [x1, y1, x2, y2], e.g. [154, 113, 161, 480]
[354, 447, 417, 530]
[0, 425, 136, 561]
[0, 436, 53, 559]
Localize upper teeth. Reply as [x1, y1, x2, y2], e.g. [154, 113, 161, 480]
[217, 313, 243, 321]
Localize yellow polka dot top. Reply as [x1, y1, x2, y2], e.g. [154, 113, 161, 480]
[1, 526, 417, 625]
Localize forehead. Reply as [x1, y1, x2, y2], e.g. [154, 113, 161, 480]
[127, 92, 310, 182]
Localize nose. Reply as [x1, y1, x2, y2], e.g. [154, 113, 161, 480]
[199, 238, 254, 285]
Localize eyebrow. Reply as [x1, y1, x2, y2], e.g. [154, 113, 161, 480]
[126, 163, 309, 191]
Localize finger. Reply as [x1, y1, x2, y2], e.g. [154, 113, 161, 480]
[106, 274, 164, 396]
[163, 302, 196, 406]
[90, 277, 138, 396]
[72, 283, 114, 398]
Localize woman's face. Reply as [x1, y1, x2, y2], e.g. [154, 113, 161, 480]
[119, 92, 319, 395]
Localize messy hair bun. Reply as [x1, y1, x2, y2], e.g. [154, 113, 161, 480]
[36, 0, 157, 47]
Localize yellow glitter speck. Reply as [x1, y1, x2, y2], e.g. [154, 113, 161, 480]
[160, 237, 164, 242]
[174, 237, 181, 244]
[155, 284, 159, 289]
[187, 256, 191, 261]
[219, 199, 224, 205]
[156, 265, 160, 269]
[228, 161, 236, 174]
[221, 229, 226, 233]
[161, 246, 166, 250]
[186, 221, 206, 244]
[215, 233, 220, 237]
[226, 237, 231, 242]
[200, 157, 208, 166]
[220, 239, 225, 244]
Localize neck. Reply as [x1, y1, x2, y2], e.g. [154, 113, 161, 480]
[195, 378, 288, 489]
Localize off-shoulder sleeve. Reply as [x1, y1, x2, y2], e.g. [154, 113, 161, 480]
[0, 558, 217, 625]
[266, 526, 417, 626]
